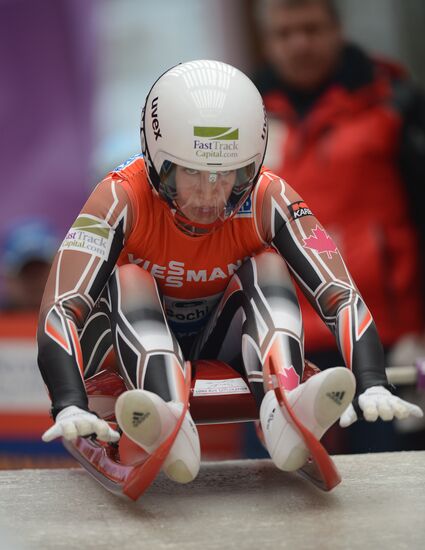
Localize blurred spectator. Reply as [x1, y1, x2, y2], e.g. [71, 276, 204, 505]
[251, 0, 425, 452]
[253, 0, 425, 367]
[1, 220, 59, 311]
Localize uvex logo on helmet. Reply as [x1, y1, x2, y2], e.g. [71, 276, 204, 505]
[151, 97, 162, 140]
[261, 104, 267, 140]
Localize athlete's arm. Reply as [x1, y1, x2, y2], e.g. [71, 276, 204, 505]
[256, 171, 387, 393]
[37, 177, 134, 418]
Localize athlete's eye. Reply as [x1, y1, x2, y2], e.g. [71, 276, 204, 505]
[184, 168, 199, 176]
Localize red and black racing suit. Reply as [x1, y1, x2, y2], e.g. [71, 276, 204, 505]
[37, 157, 388, 418]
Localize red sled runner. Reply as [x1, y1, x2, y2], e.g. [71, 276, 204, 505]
[63, 358, 341, 500]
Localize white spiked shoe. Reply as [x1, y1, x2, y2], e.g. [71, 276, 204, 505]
[115, 389, 200, 483]
[260, 367, 356, 471]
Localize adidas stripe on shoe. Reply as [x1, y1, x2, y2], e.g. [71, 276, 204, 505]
[115, 389, 200, 483]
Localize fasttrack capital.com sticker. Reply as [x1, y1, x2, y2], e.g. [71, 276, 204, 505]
[60, 215, 113, 261]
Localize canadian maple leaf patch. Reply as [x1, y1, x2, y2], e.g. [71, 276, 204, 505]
[303, 225, 337, 259]
[277, 365, 300, 390]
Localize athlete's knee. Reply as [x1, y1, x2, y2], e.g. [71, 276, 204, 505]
[114, 264, 163, 311]
[249, 251, 298, 302]
[253, 250, 292, 282]
[116, 263, 159, 294]
[117, 263, 157, 287]
[253, 251, 302, 328]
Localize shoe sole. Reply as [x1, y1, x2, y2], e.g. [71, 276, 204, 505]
[312, 367, 356, 438]
[115, 390, 162, 449]
[276, 368, 355, 471]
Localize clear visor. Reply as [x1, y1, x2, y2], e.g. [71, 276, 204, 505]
[158, 161, 256, 228]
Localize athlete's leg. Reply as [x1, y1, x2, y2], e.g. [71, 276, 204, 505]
[79, 264, 199, 482]
[193, 250, 355, 471]
[106, 264, 200, 482]
[193, 249, 305, 405]
[106, 265, 186, 400]
[80, 264, 186, 404]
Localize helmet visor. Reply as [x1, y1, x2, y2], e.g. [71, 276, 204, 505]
[158, 161, 256, 227]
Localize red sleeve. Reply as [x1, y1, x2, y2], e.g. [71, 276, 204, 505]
[37, 177, 134, 417]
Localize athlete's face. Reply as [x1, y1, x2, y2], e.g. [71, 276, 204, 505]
[175, 166, 236, 224]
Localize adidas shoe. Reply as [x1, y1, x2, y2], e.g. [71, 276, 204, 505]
[260, 367, 355, 471]
[115, 389, 200, 483]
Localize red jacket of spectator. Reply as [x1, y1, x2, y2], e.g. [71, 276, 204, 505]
[254, 44, 424, 352]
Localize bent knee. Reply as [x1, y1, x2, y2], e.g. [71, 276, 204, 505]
[117, 263, 157, 286]
[115, 264, 161, 307]
[252, 250, 292, 282]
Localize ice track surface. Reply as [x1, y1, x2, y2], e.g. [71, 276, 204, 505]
[1, 452, 424, 550]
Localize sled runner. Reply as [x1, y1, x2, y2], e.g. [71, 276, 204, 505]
[64, 358, 344, 500]
[64, 361, 192, 500]
[267, 357, 341, 491]
[64, 359, 415, 500]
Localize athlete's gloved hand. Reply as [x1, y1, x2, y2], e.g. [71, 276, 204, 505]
[42, 406, 120, 443]
[339, 386, 424, 428]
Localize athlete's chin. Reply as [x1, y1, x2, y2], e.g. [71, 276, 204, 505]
[186, 208, 221, 224]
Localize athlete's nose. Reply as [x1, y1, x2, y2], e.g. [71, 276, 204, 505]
[197, 173, 220, 200]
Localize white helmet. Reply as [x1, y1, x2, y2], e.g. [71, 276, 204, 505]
[141, 60, 268, 235]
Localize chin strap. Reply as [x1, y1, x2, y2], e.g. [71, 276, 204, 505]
[173, 208, 224, 236]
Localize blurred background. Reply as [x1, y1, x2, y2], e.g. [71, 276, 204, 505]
[1, 0, 425, 467]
